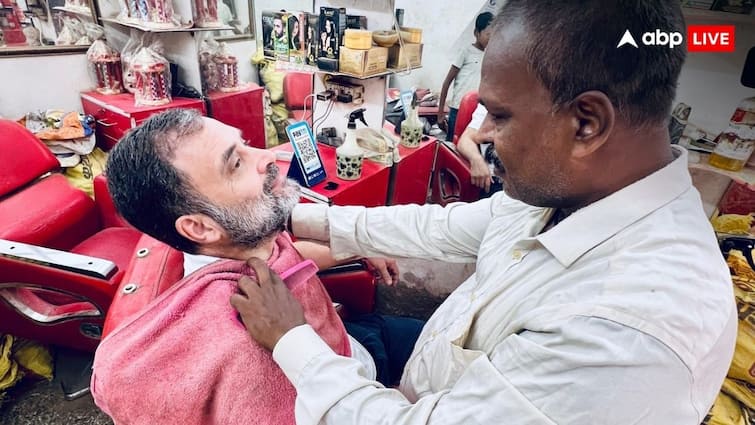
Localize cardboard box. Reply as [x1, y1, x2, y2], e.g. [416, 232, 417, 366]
[388, 43, 423, 69]
[339, 46, 388, 76]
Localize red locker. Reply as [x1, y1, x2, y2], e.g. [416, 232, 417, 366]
[388, 137, 436, 205]
[80, 91, 207, 151]
[205, 84, 266, 149]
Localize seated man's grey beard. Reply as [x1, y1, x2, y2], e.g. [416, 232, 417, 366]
[200, 164, 301, 249]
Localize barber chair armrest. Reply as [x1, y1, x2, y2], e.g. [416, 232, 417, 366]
[0, 239, 121, 349]
[318, 260, 376, 319]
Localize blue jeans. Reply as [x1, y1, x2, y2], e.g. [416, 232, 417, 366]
[344, 314, 425, 386]
[446, 107, 459, 141]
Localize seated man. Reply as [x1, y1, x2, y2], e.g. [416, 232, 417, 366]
[92, 109, 422, 425]
[456, 103, 504, 198]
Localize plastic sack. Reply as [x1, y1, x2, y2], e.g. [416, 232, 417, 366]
[87, 38, 124, 95]
[199, 37, 221, 93]
[63, 147, 108, 197]
[132, 40, 171, 107]
[0, 335, 53, 400]
[55, 17, 84, 45]
[121, 30, 143, 94]
[702, 250, 755, 424]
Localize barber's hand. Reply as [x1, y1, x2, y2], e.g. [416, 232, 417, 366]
[470, 158, 492, 192]
[230, 257, 306, 351]
[365, 257, 399, 286]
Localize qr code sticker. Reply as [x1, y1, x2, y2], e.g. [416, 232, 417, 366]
[297, 138, 319, 171]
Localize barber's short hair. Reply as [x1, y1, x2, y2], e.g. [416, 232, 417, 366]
[497, 0, 686, 127]
[475, 12, 494, 34]
[106, 108, 209, 253]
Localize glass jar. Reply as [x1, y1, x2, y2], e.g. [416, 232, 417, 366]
[710, 97, 755, 172]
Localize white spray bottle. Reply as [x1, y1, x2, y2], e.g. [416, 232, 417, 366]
[336, 108, 367, 180]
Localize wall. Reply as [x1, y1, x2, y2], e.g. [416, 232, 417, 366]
[676, 22, 755, 134]
[0, 39, 257, 120]
[391, 0, 490, 92]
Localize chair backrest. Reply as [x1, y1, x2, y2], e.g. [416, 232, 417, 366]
[283, 72, 314, 110]
[0, 119, 59, 197]
[452, 91, 480, 146]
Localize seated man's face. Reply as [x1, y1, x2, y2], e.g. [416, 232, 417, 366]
[171, 117, 300, 249]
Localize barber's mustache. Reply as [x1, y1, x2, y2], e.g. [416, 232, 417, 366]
[484, 144, 505, 175]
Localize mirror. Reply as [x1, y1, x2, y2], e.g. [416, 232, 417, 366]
[212, 0, 253, 41]
[0, 0, 98, 55]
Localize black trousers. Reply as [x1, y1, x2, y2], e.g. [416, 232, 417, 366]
[344, 314, 425, 386]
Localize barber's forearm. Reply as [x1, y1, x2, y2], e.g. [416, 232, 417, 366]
[290, 203, 330, 242]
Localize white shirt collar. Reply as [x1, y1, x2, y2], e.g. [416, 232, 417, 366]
[537, 146, 691, 268]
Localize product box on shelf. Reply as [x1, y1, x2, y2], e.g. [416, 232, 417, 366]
[388, 43, 423, 69]
[317, 6, 346, 72]
[261, 11, 276, 58]
[273, 11, 289, 62]
[288, 11, 307, 64]
[306, 13, 319, 65]
[339, 46, 388, 76]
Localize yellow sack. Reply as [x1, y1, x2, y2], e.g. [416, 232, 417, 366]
[702, 391, 753, 425]
[0, 335, 21, 392]
[13, 339, 53, 380]
[63, 146, 108, 198]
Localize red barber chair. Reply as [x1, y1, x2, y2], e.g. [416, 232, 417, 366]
[430, 91, 480, 206]
[283, 72, 314, 125]
[0, 119, 142, 351]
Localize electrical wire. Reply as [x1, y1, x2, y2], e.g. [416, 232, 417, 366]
[313, 98, 335, 137]
[301, 93, 317, 124]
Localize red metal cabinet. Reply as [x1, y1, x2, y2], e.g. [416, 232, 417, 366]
[273, 143, 390, 207]
[205, 84, 266, 149]
[80, 91, 206, 151]
[389, 137, 435, 205]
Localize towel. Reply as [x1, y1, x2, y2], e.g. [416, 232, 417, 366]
[91, 232, 350, 425]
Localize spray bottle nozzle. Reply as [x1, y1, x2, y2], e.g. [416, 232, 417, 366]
[347, 108, 368, 129]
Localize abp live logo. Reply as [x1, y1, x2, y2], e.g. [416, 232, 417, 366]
[617, 25, 735, 52]
[688, 25, 735, 52]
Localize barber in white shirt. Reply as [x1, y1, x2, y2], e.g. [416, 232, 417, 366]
[230, 1, 737, 424]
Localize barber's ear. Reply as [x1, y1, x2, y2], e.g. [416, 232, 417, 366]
[569, 90, 615, 158]
[175, 214, 224, 245]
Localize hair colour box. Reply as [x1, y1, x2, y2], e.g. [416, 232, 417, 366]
[317, 6, 346, 71]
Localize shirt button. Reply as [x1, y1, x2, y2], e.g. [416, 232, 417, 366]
[431, 331, 438, 337]
[512, 250, 523, 260]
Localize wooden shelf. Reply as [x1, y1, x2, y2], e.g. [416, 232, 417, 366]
[689, 152, 755, 185]
[100, 17, 232, 33]
[272, 60, 422, 80]
[682, 7, 755, 25]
